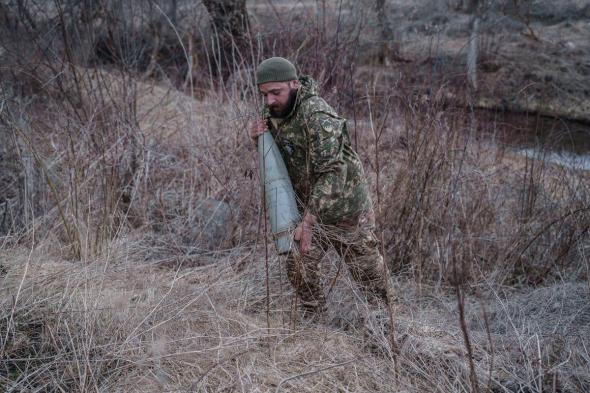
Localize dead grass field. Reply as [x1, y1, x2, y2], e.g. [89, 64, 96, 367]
[3, 71, 590, 391]
[2, 0, 590, 391]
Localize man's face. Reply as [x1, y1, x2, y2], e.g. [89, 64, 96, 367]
[259, 80, 299, 118]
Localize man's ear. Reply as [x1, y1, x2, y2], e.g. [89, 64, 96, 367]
[290, 80, 301, 89]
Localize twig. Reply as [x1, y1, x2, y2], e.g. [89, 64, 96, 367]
[260, 133, 272, 341]
[191, 349, 249, 390]
[275, 358, 359, 393]
[152, 1, 193, 96]
[456, 284, 480, 393]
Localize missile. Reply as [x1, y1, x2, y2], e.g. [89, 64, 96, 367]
[258, 131, 300, 254]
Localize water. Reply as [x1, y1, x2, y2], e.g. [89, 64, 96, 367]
[515, 148, 590, 171]
[479, 110, 590, 170]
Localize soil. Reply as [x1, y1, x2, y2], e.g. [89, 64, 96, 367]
[366, 0, 590, 123]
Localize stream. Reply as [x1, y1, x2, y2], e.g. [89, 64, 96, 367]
[481, 111, 590, 171]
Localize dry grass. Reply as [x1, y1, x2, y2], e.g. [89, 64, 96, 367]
[2, 71, 590, 390]
[2, 237, 589, 391]
[1, 1, 590, 391]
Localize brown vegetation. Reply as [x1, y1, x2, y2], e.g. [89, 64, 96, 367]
[1, 1, 589, 392]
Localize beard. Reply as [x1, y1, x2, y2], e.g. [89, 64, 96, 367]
[269, 88, 298, 118]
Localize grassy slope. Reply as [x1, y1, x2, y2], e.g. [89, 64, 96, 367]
[2, 70, 589, 391]
[1, 1, 590, 391]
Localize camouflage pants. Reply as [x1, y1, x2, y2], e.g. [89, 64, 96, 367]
[285, 212, 390, 315]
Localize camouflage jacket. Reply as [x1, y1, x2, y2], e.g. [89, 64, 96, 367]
[263, 76, 372, 225]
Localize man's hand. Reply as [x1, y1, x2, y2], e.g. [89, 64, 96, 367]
[249, 118, 267, 140]
[293, 213, 316, 255]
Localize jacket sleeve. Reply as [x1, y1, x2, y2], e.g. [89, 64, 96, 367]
[305, 111, 347, 220]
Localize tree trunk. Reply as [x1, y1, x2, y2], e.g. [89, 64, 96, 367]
[202, 0, 250, 78]
[460, 0, 479, 12]
[467, 16, 479, 90]
[374, 0, 400, 65]
[466, 0, 481, 139]
[169, 0, 178, 27]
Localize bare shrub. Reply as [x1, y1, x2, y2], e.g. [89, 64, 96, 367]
[1, 1, 590, 392]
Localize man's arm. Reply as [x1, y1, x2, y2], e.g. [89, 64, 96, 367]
[306, 112, 347, 219]
[294, 112, 346, 254]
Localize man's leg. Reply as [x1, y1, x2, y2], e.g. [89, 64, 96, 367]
[334, 214, 390, 304]
[285, 246, 327, 316]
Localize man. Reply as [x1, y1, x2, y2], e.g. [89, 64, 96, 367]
[250, 57, 390, 317]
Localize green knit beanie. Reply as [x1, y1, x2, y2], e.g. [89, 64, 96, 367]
[255, 57, 298, 85]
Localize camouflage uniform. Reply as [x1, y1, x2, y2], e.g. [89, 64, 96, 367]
[264, 76, 390, 315]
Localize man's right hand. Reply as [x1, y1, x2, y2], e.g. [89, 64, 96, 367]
[249, 118, 267, 140]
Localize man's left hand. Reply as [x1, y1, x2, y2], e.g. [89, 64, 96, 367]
[249, 118, 267, 140]
[293, 213, 316, 254]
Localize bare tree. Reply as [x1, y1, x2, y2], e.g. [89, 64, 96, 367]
[374, 0, 402, 65]
[462, 0, 480, 12]
[168, 0, 178, 27]
[202, 0, 250, 77]
[465, 0, 481, 140]
[467, 0, 481, 90]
